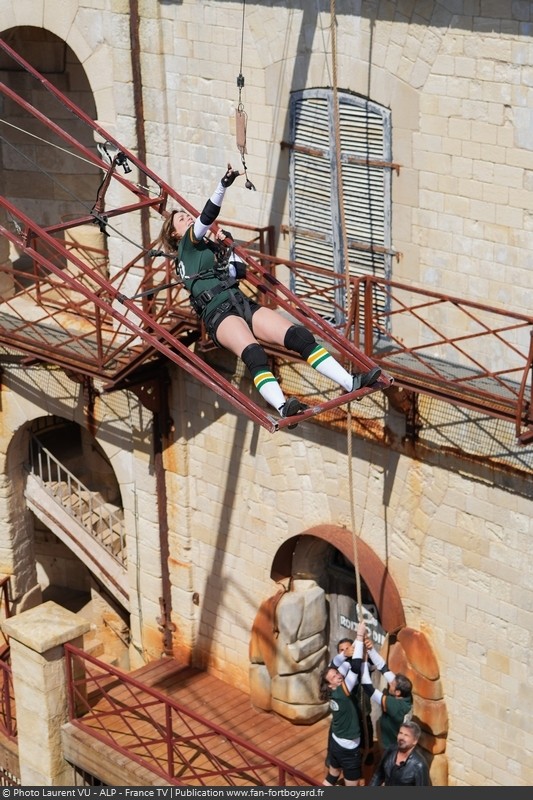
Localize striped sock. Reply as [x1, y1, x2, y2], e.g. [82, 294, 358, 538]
[307, 346, 352, 392]
[253, 368, 286, 413]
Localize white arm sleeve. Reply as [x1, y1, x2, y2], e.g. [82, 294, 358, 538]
[192, 217, 210, 241]
[338, 660, 358, 692]
[209, 182, 226, 208]
[332, 653, 358, 692]
[192, 182, 227, 241]
[353, 640, 364, 659]
[332, 653, 347, 669]
[366, 646, 386, 672]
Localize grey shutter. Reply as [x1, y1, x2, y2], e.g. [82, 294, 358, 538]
[289, 90, 392, 325]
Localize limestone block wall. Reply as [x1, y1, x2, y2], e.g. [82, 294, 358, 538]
[7, 1, 528, 324]
[152, 1, 533, 326]
[0, 0, 532, 788]
[0, 0, 530, 340]
[166, 373, 533, 787]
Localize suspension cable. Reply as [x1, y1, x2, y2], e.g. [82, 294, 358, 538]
[235, 0, 256, 190]
[0, 128, 150, 257]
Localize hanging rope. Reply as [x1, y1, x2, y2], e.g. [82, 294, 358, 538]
[235, 0, 256, 190]
[330, 0, 364, 623]
[330, 1, 374, 765]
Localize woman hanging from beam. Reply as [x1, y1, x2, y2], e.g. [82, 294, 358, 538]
[157, 164, 381, 426]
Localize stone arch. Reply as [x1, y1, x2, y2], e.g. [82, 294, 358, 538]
[251, 526, 449, 785]
[0, 15, 115, 127]
[0, 412, 131, 665]
[271, 526, 406, 633]
[0, 26, 100, 225]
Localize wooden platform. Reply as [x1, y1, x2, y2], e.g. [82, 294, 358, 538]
[62, 657, 332, 786]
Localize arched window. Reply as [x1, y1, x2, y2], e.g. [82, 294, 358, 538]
[289, 89, 394, 326]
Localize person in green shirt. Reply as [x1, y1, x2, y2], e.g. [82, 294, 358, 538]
[360, 638, 413, 750]
[319, 620, 366, 786]
[158, 164, 381, 426]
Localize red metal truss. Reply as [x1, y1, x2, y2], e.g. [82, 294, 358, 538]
[244, 253, 533, 445]
[0, 37, 390, 433]
[2, 37, 530, 444]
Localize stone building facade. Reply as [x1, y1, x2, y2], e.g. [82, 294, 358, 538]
[0, 0, 532, 788]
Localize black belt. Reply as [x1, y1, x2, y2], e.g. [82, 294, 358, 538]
[195, 283, 226, 307]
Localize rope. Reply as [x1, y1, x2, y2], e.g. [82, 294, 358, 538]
[235, 0, 256, 190]
[330, 0, 363, 623]
[330, 2, 374, 765]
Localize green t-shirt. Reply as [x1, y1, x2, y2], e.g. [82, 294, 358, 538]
[378, 694, 413, 749]
[330, 685, 361, 742]
[177, 228, 232, 319]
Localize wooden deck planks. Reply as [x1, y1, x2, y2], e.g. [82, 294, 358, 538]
[67, 658, 331, 786]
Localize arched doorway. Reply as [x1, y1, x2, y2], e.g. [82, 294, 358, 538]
[0, 26, 104, 297]
[0, 26, 99, 224]
[250, 527, 449, 785]
[271, 526, 406, 635]
[3, 415, 131, 668]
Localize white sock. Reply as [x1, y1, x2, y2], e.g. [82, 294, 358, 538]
[307, 346, 352, 392]
[253, 369, 287, 412]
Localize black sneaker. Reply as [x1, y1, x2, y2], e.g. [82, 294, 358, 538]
[352, 366, 382, 391]
[280, 397, 309, 429]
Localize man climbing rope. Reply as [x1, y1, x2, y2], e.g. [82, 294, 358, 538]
[157, 164, 381, 426]
[320, 621, 367, 786]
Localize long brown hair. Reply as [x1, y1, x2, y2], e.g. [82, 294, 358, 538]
[157, 210, 180, 255]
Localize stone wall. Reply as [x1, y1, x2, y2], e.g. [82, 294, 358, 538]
[165, 372, 533, 787]
[0, 0, 532, 787]
[0, 366, 163, 666]
[2, 1, 529, 318]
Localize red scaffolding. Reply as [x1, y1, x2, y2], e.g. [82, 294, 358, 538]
[0, 36, 391, 433]
[0, 37, 531, 444]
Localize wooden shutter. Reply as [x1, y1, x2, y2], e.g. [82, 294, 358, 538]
[289, 89, 392, 324]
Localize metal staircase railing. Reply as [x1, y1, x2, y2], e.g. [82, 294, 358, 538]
[27, 434, 126, 567]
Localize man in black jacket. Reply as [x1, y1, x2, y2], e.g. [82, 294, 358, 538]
[369, 721, 430, 786]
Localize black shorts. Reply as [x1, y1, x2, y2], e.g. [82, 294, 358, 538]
[328, 738, 362, 781]
[204, 292, 260, 346]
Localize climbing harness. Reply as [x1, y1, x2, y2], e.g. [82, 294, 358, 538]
[235, 0, 256, 191]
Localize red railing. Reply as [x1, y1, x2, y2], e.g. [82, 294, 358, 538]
[352, 276, 533, 444]
[64, 645, 319, 786]
[238, 253, 533, 442]
[0, 36, 389, 433]
[2, 34, 531, 441]
[0, 577, 15, 741]
[0, 662, 15, 741]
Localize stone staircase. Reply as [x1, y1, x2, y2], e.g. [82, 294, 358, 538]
[25, 435, 129, 610]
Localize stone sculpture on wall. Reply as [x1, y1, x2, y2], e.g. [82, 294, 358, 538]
[249, 579, 329, 724]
